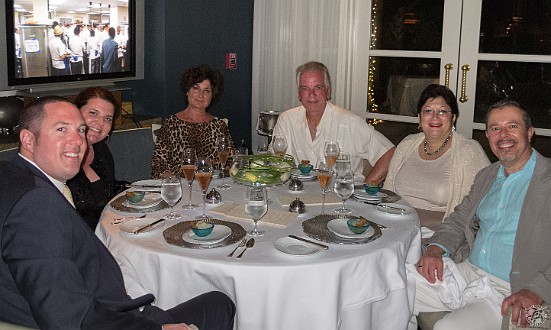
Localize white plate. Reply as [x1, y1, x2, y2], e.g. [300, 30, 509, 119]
[274, 237, 322, 256]
[294, 170, 316, 181]
[182, 225, 232, 245]
[376, 203, 414, 216]
[119, 217, 165, 238]
[327, 218, 375, 239]
[129, 179, 162, 192]
[353, 189, 388, 201]
[122, 193, 163, 209]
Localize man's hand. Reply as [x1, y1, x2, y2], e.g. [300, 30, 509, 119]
[416, 245, 445, 283]
[501, 289, 544, 327]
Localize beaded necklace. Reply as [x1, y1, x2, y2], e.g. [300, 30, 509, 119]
[423, 132, 452, 156]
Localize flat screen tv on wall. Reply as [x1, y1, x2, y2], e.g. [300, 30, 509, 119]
[0, 0, 144, 94]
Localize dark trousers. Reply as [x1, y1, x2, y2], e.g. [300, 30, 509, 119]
[142, 291, 235, 329]
[70, 61, 83, 75]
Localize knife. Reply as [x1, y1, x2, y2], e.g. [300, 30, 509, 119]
[377, 204, 406, 213]
[133, 218, 165, 234]
[288, 235, 329, 250]
[127, 184, 162, 188]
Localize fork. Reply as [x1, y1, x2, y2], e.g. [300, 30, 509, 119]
[111, 214, 147, 225]
[227, 238, 247, 257]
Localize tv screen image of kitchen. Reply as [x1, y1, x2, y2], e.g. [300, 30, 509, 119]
[3, 0, 141, 89]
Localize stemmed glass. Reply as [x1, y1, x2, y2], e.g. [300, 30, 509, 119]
[316, 160, 332, 215]
[195, 157, 214, 219]
[334, 152, 351, 176]
[245, 185, 267, 236]
[324, 141, 340, 170]
[216, 136, 232, 190]
[272, 135, 287, 155]
[181, 148, 198, 210]
[333, 169, 354, 215]
[161, 174, 182, 220]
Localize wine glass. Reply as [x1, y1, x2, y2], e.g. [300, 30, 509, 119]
[333, 169, 354, 215]
[334, 151, 351, 176]
[324, 141, 340, 169]
[316, 160, 332, 215]
[272, 135, 287, 155]
[216, 136, 231, 190]
[195, 157, 214, 219]
[245, 185, 267, 236]
[181, 148, 198, 210]
[161, 174, 182, 220]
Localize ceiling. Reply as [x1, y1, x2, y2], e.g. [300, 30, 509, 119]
[14, 0, 128, 15]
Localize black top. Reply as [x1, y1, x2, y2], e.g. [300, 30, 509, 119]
[67, 140, 115, 229]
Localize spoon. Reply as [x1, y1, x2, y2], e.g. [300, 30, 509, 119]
[237, 238, 255, 259]
[227, 238, 247, 257]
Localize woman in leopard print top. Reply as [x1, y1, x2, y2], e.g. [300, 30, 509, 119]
[151, 64, 234, 178]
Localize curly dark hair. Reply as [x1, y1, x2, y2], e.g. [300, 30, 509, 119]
[179, 64, 224, 106]
[417, 84, 459, 125]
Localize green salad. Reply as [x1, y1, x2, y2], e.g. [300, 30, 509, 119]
[230, 154, 294, 186]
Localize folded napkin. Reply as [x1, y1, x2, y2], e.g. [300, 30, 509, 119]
[276, 191, 342, 206]
[210, 202, 296, 228]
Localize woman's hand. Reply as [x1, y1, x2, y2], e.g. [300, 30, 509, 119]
[416, 245, 445, 283]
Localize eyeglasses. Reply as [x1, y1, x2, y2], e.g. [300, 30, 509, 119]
[421, 109, 452, 117]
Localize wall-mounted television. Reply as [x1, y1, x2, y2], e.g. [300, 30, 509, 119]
[0, 0, 144, 95]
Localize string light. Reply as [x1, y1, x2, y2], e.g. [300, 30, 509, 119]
[367, 0, 379, 121]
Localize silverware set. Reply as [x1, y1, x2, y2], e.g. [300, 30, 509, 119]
[227, 238, 255, 258]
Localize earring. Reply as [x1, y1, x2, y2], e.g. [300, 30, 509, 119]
[453, 125, 456, 131]
[418, 125, 421, 130]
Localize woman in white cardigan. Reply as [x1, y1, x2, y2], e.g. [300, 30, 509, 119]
[383, 84, 489, 231]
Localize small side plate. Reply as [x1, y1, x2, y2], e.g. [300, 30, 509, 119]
[274, 237, 322, 256]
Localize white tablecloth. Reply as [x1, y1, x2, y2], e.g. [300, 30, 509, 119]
[96, 178, 421, 330]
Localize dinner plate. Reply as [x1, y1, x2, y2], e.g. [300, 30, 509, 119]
[294, 171, 317, 181]
[119, 217, 165, 238]
[129, 179, 162, 192]
[353, 190, 388, 201]
[182, 225, 232, 245]
[122, 193, 163, 209]
[273, 237, 323, 256]
[376, 203, 415, 216]
[327, 218, 375, 239]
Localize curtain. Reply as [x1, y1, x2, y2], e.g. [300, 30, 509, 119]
[251, 0, 359, 150]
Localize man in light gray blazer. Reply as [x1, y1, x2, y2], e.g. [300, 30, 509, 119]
[411, 100, 550, 329]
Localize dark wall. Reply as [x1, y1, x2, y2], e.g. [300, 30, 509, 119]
[123, 0, 254, 148]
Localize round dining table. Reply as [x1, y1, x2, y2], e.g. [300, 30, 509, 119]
[96, 176, 421, 330]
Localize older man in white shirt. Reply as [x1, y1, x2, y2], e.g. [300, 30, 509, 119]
[273, 61, 395, 184]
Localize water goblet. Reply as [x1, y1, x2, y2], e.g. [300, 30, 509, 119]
[334, 151, 351, 175]
[333, 170, 354, 215]
[161, 174, 182, 220]
[271, 135, 287, 155]
[216, 136, 232, 190]
[324, 141, 340, 169]
[245, 185, 267, 236]
[195, 157, 214, 219]
[316, 160, 332, 215]
[181, 148, 198, 210]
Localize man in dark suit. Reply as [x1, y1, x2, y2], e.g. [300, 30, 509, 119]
[0, 96, 235, 329]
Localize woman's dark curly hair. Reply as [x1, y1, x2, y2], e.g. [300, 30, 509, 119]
[180, 64, 224, 106]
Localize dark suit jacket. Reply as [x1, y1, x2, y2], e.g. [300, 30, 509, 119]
[428, 151, 551, 303]
[0, 157, 165, 329]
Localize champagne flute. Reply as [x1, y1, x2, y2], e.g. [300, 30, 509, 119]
[271, 135, 287, 155]
[324, 141, 340, 169]
[245, 185, 267, 236]
[316, 160, 332, 215]
[216, 136, 232, 190]
[333, 169, 354, 215]
[161, 174, 182, 220]
[195, 157, 214, 219]
[181, 148, 198, 210]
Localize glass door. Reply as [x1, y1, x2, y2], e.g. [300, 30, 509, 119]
[355, 0, 551, 158]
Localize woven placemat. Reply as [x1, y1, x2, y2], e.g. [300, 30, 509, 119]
[163, 219, 246, 249]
